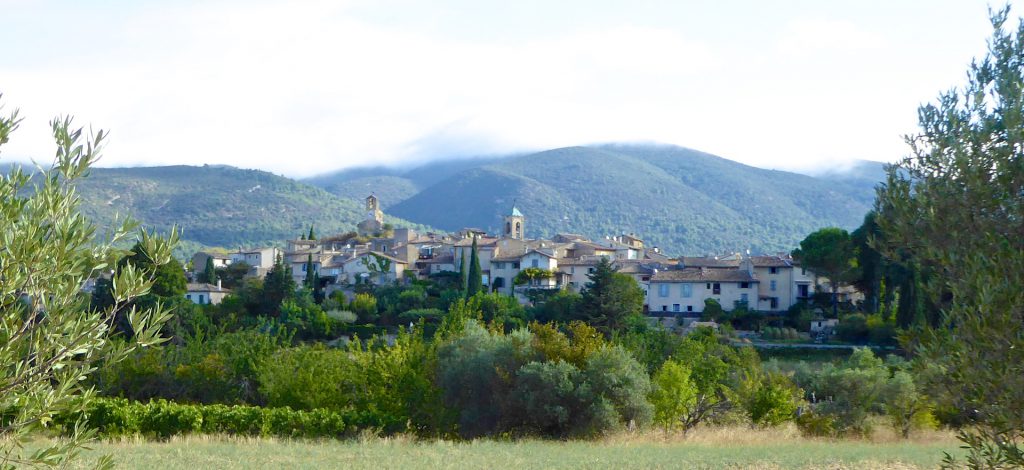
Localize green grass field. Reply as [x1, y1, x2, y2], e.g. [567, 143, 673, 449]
[55, 426, 961, 470]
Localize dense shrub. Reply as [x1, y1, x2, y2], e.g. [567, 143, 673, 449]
[791, 348, 930, 437]
[62, 399, 348, 439]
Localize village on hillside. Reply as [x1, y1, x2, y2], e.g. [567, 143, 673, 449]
[186, 194, 857, 337]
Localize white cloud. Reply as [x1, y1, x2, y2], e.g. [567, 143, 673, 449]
[0, 1, 1002, 177]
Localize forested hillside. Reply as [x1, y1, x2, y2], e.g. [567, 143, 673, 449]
[381, 145, 879, 254]
[68, 165, 431, 253]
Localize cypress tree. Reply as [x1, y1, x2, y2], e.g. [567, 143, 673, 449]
[304, 253, 315, 288]
[308, 224, 316, 241]
[459, 249, 468, 291]
[466, 236, 483, 297]
[202, 256, 217, 284]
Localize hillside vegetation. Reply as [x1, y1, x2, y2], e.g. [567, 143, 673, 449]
[69, 165, 430, 252]
[376, 145, 879, 254]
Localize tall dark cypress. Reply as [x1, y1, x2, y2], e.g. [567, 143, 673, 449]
[466, 236, 482, 297]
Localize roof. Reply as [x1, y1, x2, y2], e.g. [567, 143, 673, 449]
[651, 268, 758, 283]
[751, 255, 794, 268]
[344, 251, 409, 265]
[454, 237, 499, 247]
[197, 251, 232, 260]
[679, 256, 741, 268]
[510, 205, 524, 217]
[187, 283, 230, 293]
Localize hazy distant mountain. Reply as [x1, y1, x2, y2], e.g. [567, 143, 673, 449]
[8, 143, 885, 258]
[371, 144, 880, 254]
[64, 165, 431, 254]
[303, 155, 510, 208]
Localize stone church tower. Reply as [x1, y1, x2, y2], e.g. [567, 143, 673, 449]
[357, 194, 384, 236]
[503, 204, 525, 240]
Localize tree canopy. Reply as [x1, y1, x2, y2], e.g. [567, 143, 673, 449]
[874, 8, 1024, 467]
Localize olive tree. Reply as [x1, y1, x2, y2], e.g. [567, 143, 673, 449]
[0, 97, 174, 468]
[873, 9, 1024, 468]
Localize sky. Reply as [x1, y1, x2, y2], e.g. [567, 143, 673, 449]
[0, 0, 1018, 177]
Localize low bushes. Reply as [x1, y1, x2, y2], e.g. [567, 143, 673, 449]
[61, 399, 349, 439]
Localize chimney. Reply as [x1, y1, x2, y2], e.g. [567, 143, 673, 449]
[216, 278, 222, 291]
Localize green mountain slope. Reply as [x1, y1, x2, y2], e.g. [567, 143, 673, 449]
[304, 156, 509, 207]
[70, 165, 430, 251]
[387, 145, 877, 254]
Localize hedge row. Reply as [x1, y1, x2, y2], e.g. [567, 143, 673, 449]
[60, 399, 350, 439]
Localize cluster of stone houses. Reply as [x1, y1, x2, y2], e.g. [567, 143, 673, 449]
[186, 194, 824, 316]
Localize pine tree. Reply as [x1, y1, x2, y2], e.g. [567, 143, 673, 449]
[262, 253, 296, 316]
[578, 257, 644, 335]
[466, 236, 483, 298]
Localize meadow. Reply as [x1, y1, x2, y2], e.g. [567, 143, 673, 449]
[57, 426, 960, 470]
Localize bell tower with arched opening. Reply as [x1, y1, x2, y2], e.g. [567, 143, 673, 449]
[503, 204, 525, 240]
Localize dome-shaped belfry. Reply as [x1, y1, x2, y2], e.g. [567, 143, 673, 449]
[503, 203, 525, 240]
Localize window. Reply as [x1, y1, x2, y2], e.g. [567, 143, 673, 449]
[493, 262, 501, 269]
[186, 294, 192, 301]
[770, 298, 779, 309]
[712, 283, 721, 295]
[531, 259, 539, 268]
[661, 305, 667, 312]
[658, 284, 669, 297]
[769, 267, 778, 274]
[570, 267, 575, 274]
[199, 294, 205, 304]
[798, 284, 810, 298]
[588, 267, 595, 274]
[801, 268, 807, 275]
[641, 276, 649, 281]
[770, 280, 777, 291]
[681, 284, 692, 298]
[513, 262, 520, 269]
[673, 304, 680, 312]
[741, 293, 748, 302]
[687, 305, 693, 312]
[740, 282, 749, 289]
[706, 283, 711, 289]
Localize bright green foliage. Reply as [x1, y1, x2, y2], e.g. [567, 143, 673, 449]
[467, 292, 527, 330]
[513, 267, 554, 286]
[119, 241, 188, 298]
[279, 292, 338, 341]
[466, 237, 482, 298]
[650, 359, 698, 431]
[873, 9, 1024, 468]
[349, 293, 378, 324]
[578, 257, 644, 335]
[792, 227, 858, 317]
[62, 398, 348, 439]
[744, 372, 802, 428]
[0, 104, 174, 468]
